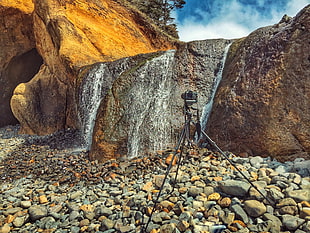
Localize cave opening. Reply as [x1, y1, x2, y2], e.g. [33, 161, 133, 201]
[0, 48, 43, 127]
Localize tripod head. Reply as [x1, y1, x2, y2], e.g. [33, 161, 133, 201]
[181, 90, 201, 143]
[181, 90, 197, 107]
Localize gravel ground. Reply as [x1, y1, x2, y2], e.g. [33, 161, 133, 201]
[0, 125, 309, 233]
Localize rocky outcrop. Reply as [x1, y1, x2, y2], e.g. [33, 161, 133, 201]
[207, 5, 310, 161]
[88, 40, 232, 161]
[11, 65, 67, 135]
[0, 2, 43, 127]
[7, 0, 177, 134]
[2, 1, 309, 163]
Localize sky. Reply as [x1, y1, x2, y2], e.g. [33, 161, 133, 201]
[174, 0, 309, 41]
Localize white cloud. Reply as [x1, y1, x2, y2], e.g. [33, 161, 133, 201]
[285, 0, 309, 15]
[176, 0, 309, 42]
[178, 21, 250, 41]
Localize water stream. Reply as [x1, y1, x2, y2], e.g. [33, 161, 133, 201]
[200, 43, 232, 129]
[78, 64, 108, 150]
[126, 50, 176, 158]
[78, 59, 129, 150]
[78, 42, 231, 157]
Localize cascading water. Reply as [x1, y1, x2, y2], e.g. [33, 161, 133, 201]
[78, 64, 107, 150]
[200, 43, 232, 129]
[78, 59, 129, 150]
[79, 40, 233, 159]
[127, 50, 176, 158]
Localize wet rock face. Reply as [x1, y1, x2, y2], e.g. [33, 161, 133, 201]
[89, 39, 232, 161]
[0, 3, 42, 127]
[207, 6, 310, 161]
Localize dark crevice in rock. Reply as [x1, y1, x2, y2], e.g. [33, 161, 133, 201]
[0, 48, 43, 127]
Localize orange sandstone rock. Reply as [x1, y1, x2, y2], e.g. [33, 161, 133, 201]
[166, 153, 178, 166]
[9, 0, 177, 135]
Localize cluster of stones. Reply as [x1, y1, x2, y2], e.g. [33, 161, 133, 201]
[0, 146, 309, 233]
[0, 126, 310, 233]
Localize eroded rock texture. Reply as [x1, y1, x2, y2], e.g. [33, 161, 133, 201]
[7, 0, 177, 134]
[89, 40, 232, 161]
[207, 6, 310, 161]
[11, 65, 67, 135]
[0, 2, 42, 126]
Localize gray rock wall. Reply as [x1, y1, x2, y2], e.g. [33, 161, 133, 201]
[87, 39, 232, 161]
[206, 5, 310, 161]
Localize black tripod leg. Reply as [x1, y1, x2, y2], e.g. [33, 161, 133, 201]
[143, 124, 187, 232]
[170, 132, 186, 193]
[200, 130, 274, 205]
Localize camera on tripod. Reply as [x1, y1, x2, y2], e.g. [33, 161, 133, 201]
[181, 90, 198, 106]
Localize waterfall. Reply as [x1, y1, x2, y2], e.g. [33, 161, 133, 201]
[200, 43, 232, 129]
[127, 50, 175, 158]
[77, 41, 231, 158]
[77, 51, 175, 156]
[78, 64, 107, 150]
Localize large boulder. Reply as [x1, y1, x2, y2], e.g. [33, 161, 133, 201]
[0, 1, 42, 127]
[9, 0, 177, 134]
[11, 65, 67, 135]
[207, 6, 310, 161]
[89, 39, 232, 161]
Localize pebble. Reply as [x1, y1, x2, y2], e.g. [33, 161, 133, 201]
[282, 214, 305, 231]
[20, 200, 32, 208]
[219, 180, 251, 197]
[0, 125, 310, 233]
[188, 186, 203, 197]
[287, 189, 310, 202]
[28, 205, 48, 221]
[230, 204, 249, 224]
[207, 192, 221, 201]
[218, 197, 231, 208]
[300, 207, 310, 219]
[243, 200, 266, 217]
[13, 215, 27, 228]
[39, 195, 48, 204]
[0, 224, 10, 233]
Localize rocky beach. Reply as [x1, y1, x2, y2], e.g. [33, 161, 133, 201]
[1, 1, 309, 232]
[0, 125, 309, 233]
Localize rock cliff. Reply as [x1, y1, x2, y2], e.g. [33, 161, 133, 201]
[4, 0, 177, 134]
[89, 5, 309, 162]
[207, 6, 310, 161]
[1, 1, 309, 162]
[0, 1, 42, 127]
[88, 40, 232, 161]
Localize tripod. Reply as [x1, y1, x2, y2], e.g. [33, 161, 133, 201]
[143, 91, 200, 232]
[143, 91, 273, 232]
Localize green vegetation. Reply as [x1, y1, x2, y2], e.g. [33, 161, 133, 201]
[126, 0, 186, 38]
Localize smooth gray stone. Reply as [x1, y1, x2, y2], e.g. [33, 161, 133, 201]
[230, 204, 249, 224]
[282, 214, 305, 231]
[100, 218, 115, 231]
[262, 213, 281, 232]
[69, 210, 81, 221]
[3, 207, 23, 215]
[70, 226, 80, 233]
[20, 201, 32, 208]
[95, 206, 113, 217]
[244, 200, 266, 217]
[219, 180, 250, 197]
[13, 215, 28, 228]
[28, 205, 48, 221]
[268, 188, 285, 201]
[188, 186, 203, 197]
[249, 156, 264, 168]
